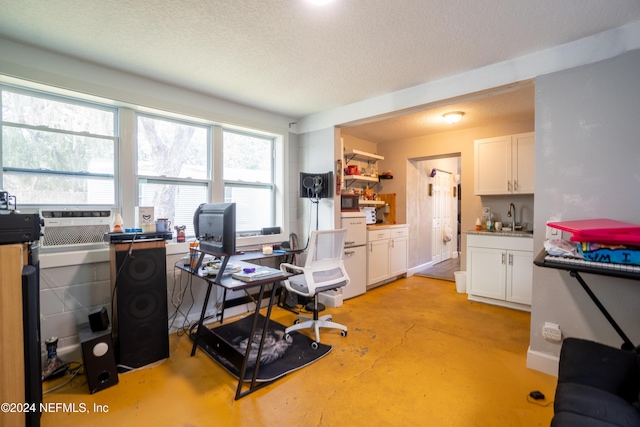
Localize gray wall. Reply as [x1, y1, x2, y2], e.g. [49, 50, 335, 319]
[529, 49, 640, 370]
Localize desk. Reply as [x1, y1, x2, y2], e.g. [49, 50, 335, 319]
[176, 251, 292, 399]
[534, 250, 640, 350]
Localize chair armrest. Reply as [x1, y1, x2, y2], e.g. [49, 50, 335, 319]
[280, 262, 303, 273]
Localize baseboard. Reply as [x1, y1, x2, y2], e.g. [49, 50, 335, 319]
[526, 346, 559, 377]
[467, 294, 531, 312]
[409, 262, 432, 276]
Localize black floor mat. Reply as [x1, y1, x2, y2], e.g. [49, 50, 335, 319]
[193, 314, 332, 382]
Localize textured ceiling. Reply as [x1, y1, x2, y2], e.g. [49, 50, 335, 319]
[341, 82, 536, 143]
[1, 0, 639, 141]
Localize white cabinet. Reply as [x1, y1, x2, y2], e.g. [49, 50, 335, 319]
[367, 230, 390, 285]
[466, 234, 533, 311]
[367, 226, 408, 286]
[474, 132, 535, 195]
[389, 228, 409, 277]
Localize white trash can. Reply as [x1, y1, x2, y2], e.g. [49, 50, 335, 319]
[453, 271, 467, 294]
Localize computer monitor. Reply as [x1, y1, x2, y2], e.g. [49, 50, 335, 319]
[193, 202, 236, 256]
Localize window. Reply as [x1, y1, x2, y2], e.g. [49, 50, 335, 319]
[1, 87, 117, 205]
[136, 114, 210, 236]
[223, 130, 275, 233]
[1, 81, 287, 248]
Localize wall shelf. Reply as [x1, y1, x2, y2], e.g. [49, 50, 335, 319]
[343, 149, 385, 189]
[344, 174, 379, 184]
[344, 149, 384, 163]
[359, 200, 385, 206]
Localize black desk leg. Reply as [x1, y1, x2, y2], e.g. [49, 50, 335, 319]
[571, 271, 635, 351]
[191, 282, 214, 357]
[249, 284, 278, 389]
[234, 283, 279, 400]
[191, 255, 229, 357]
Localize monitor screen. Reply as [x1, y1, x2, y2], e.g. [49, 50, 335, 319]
[193, 202, 236, 256]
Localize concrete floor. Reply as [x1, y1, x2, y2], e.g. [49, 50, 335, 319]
[42, 275, 557, 426]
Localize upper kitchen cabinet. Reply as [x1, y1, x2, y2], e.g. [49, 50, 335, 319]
[474, 132, 535, 195]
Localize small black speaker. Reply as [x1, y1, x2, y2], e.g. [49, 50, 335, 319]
[89, 306, 109, 332]
[78, 323, 119, 394]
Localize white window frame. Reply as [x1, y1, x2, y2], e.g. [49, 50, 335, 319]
[222, 128, 276, 235]
[0, 85, 120, 208]
[0, 81, 289, 251]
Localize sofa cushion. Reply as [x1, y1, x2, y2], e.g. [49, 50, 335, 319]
[557, 338, 640, 403]
[551, 411, 633, 427]
[554, 382, 640, 427]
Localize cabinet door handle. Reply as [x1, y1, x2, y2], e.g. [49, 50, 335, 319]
[507, 180, 511, 192]
[369, 242, 373, 252]
[514, 180, 518, 191]
[391, 239, 395, 248]
[509, 253, 513, 265]
[345, 240, 355, 246]
[345, 250, 355, 255]
[502, 252, 506, 264]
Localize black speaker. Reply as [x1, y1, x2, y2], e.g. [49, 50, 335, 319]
[112, 244, 169, 369]
[78, 323, 118, 393]
[89, 306, 109, 332]
[22, 256, 42, 427]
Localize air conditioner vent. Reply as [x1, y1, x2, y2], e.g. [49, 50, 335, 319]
[40, 209, 113, 248]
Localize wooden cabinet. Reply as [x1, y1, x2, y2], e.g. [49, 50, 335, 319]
[367, 226, 408, 286]
[466, 234, 533, 311]
[474, 132, 535, 195]
[0, 244, 26, 427]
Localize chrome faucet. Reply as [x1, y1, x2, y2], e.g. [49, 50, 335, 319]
[507, 203, 516, 229]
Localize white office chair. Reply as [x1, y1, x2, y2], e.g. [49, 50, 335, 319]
[280, 229, 350, 349]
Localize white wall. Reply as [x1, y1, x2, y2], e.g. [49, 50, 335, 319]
[527, 49, 640, 375]
[296, 127, 340, 245]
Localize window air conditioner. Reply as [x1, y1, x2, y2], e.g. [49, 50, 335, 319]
[40, 209, 113, 248]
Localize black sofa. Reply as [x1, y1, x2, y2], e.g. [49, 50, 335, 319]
[552, 337, 640, 426]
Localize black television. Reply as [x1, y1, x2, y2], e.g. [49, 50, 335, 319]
[193, 202, 236, 256]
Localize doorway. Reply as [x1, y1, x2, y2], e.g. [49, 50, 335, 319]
[431, 169, 452, 264]
[411, 155, 461, 281]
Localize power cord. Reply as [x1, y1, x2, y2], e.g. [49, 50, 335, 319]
[42, 362, 84, 395]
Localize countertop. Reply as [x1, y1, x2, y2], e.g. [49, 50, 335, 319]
[465, 229, 534, 238]
[367, 224, 408, 231]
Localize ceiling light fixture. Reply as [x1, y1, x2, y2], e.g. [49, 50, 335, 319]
[443, 111, 464, 124]
[308, 0, 334, 4]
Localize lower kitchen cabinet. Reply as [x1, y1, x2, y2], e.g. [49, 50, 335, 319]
[367, 226, 409, 287]
[466, 233, 533, 311]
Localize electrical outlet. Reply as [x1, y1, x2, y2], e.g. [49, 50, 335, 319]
[545, 222, 562, 239]
[482, 207, 490, 217]
[542, 322, 562, 342]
